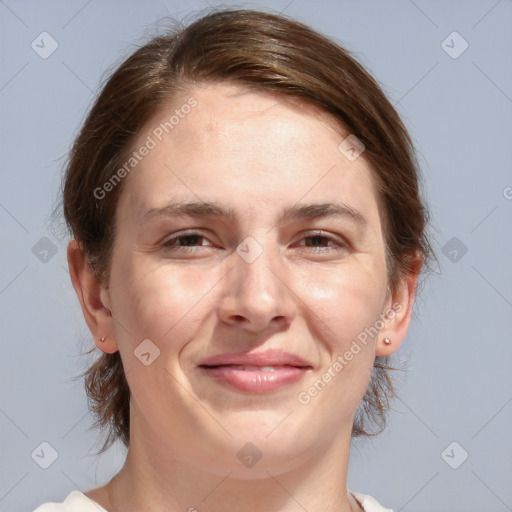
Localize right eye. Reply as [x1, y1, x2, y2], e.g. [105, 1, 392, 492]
[162, 231, 215, 252]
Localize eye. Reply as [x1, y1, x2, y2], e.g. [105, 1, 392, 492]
[296, 231, 347, 252]
[161, 230, 348, 255]
[162, 231, 214, 251]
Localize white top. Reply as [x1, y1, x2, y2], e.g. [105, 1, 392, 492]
[33, 489, 393, 511]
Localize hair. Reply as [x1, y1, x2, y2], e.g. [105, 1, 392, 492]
[55, 7, 436, 454]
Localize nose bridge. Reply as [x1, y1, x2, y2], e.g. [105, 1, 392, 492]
[234, 234, 282, 300]
[218, 232, 296, 329]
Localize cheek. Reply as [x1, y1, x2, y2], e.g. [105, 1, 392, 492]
[110, 255, 213, 354]
[109, 259, 213, 412]
[296, 275, 380, 424]
[296, 262, 386, 414]
[300, 261, 387, 352]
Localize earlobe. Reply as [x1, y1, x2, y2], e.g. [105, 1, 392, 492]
[375, 258, 421, 357]
[67, 239, 119, 354]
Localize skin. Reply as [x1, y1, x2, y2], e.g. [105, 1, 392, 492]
[68, 82, 419, 512]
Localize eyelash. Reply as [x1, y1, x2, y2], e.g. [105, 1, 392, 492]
[162, 231, 347, 253]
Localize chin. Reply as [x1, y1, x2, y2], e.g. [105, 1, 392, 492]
[202, 436, 315, 480]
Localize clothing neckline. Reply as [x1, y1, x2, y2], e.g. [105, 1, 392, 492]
[67, 488, 391, 512]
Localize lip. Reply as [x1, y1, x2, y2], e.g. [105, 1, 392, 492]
[198, 348, 311, 367]
[198, 349, 312, 394]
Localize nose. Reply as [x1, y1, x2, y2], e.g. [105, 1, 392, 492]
[217, 238, 297, 333]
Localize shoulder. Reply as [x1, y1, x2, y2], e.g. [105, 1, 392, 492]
[350, 490, 394, 512]
[33, 490, 108, 512]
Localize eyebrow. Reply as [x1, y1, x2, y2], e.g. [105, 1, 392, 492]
[142, 200, 367, 228]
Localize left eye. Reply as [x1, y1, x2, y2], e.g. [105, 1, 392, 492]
[297, 233, 346, 251]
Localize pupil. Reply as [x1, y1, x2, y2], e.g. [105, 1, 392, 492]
[308, 236, 324, 246]
[181, 235, 199, 246]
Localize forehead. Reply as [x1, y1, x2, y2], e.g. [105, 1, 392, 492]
[171, 83, 346, 146]
[116, 82, 381, 229]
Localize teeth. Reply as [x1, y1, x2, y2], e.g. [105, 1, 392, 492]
[230, 365, 276, 372]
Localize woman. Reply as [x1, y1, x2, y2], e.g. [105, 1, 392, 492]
[36, 8, 433, 512]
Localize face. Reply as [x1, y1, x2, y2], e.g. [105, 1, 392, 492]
[100, 82, 402, 477]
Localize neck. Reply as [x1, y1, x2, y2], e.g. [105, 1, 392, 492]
[104, 421, 361, 512]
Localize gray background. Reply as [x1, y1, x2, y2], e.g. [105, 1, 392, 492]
[1, 1, 511, 511]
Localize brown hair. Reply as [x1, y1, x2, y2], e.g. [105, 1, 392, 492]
[55, 8, 435, 454]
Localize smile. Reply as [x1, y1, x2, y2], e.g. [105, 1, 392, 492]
[199, 363, 311, 393]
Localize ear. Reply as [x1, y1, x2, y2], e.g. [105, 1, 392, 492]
[67, 239, 119, 354]
[375, 253, 421, 357]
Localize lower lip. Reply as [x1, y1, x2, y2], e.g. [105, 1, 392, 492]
[200, 365, 310, 393]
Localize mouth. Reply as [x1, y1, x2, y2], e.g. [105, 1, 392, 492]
[198, 348, 312, 367]
[198, 349, 313, 393]
[203, 364, 306, 371]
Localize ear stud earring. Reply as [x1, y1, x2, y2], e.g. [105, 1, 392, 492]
[100, 336, 106, 342]
[383, 338, 391, 345]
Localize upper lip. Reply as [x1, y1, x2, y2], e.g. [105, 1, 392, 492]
[198, 348, 312, 368]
